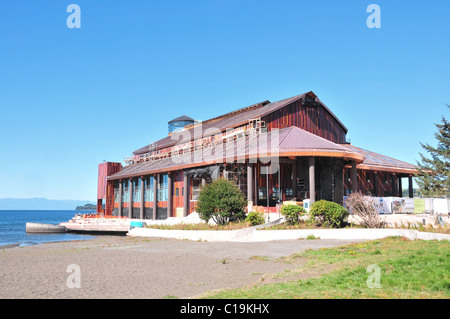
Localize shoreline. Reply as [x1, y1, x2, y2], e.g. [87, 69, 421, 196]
[0, 243, 21, 249]
[0, 235, 98, 250]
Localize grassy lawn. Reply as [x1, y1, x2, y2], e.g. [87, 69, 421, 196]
[202, 237, 450, 299]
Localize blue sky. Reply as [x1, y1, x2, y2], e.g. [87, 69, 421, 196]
[0, 0, 448, 201]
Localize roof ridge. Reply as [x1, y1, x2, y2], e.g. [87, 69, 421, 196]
[184, 100, 270, 129]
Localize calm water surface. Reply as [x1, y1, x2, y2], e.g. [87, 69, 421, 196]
[0, 210, 95, 247]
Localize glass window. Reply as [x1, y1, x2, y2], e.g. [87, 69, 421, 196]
[145, 176, 154, 202]
[286, 188, 293, 196]
[114, 181, 120, 203]
[133, 178, 141, 203]
[192, 178, 201, 201]
[258, 187, 267, 200]
[158, 174, 168, 201]
[122, 180, 129, 202]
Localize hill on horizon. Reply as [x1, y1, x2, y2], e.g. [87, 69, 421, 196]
[0, 198, 96, 210]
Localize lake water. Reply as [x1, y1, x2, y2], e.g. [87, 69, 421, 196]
[0, 210, 95, 247]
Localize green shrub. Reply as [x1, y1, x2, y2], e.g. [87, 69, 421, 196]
[196, 178, 247, 225]
[309, 200, 349, 228]
[281, 204, 306, 225]
[245, 210, 266, 226]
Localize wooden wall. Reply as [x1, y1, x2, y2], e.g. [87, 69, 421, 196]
[97, 162, 122, 200]
[263, 100, 347, 144]
[343, 168, 399, 197]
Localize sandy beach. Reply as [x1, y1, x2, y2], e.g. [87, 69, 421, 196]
[0, 235, 361, 299]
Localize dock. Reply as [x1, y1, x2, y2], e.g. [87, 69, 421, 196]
[59, 218, 130, 234]
[26, 223, 67, 233]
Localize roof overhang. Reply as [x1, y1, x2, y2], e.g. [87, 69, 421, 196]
[108, 127, 364, 181]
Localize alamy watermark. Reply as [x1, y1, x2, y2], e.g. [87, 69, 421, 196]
[66, 264, 81, 288]
[367, 4, 381, 29]
[166, 123, 280, 174]
[366, 264, 382, 289]
[67, 4, 81, 29]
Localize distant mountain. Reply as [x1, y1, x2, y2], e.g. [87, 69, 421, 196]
[75, 204, 97, 211]
[0, 198, 96, 210]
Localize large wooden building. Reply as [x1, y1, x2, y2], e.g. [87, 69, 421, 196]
[97, 91, 418, 218]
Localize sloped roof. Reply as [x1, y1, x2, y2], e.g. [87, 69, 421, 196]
[340, 144, 418, 174]
[133, 91, 347, 155]
[109, 126, 363, 180]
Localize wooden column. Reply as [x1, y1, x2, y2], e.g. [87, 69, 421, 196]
[398, 177, 403, 197]
[350, 161, 358, 194]
[292, 160, 298, 200]
[392, 174, 399, 197]
[309, 157, 315, 204]
[408, 175, 414, 198]
[167, 173, 173, 218]
[153, 174, 158, 220]
[373, 172, 378, 197]
[140, 177, 145, 220]
[118, 179, 123, 217]
[183, 172, 190, 217]
[129, 179, 133, 219]
[247, 162, 253, 203]
[202, 177, 206, 187]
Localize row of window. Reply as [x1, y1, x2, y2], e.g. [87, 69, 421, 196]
[114, 175, 169, 203]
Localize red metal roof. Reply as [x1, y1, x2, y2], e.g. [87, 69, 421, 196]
[340, 144, 418, 174]
[109, 126, 363, 180]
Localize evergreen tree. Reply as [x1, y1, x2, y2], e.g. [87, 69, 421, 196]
[415, 105, 450, 198]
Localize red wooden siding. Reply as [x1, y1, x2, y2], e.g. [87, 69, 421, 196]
[104, 180, 116, 215]
[263, 100, 347, 144]
[343, 168, 398, 197]
[97, 162, 122, 200]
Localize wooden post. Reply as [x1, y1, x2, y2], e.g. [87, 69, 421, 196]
[183, 172, 189, 217]
[247, 162, 253, 203]
[392, 174, 398, 197]
[373, 172, 378, 197]
[129, 179, 133, 219]
[167, 173, 173, 218]
[118, 179, 123, 217]
[292, 160, 298, 200]
[140, 177, 145, 220]
[350, 161, 358, 194]
[202, 177, 206, 187]
[408, 175, 414, 198]
[309, 157, 315, 204]
[398, 177, 403, 198]
[153, 174, 158, 220]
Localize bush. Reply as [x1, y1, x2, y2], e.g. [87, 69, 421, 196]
[309, 200, 349, 228]
[281, 204, 306, 225]
[344, 193, 385, 228]
[196, 178, 247, 225]
[245, 210, 266, 226]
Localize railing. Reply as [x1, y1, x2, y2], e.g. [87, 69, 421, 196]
[124, 119, 266, 165]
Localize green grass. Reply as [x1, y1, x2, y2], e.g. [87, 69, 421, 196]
[202, 237, 450, 299]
